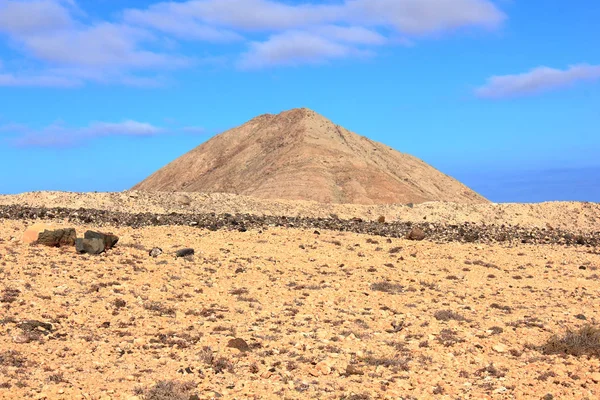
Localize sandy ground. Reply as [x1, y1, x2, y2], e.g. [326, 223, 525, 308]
[1, 215, 600, 399]
[1, 191, 600, 233]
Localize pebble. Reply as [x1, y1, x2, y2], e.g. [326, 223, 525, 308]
[493, 344, 507, 353]
[149, 247, 163, 257]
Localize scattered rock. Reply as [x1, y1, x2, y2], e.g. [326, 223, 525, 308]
[345, 365, 364, 376]
[377, 215, 386, 223]
[17, 320, 53, 333]
[176, 248, 195, 258]
[12, 332, 30, 344]
[76, 238, 106, 255]
[315, 360, 332, 375]
[493, 344, 507, 353]
[2, 204, 600, 247]
[590, 373, 600, 383]
[175, 194, 192, 206]
[84, 230, 119, 250]
[22, 223, 53, 244]
[226, 338, 250, 352]
[406, 227, 426, 241]
[37, 228, 77, 247]
[149, 247, 163, 257]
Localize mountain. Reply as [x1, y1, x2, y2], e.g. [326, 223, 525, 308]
[133, 108, 487, 205]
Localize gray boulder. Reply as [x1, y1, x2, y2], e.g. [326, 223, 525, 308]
[76, 238, 106, 255]
[84, 231, 119, 250]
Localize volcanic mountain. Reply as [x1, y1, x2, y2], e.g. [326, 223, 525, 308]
[133, 108, 487, 205]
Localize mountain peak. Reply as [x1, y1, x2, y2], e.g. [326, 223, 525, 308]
[133, 109, 487, 205]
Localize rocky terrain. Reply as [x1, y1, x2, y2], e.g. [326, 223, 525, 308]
[132, 108, 486, 205]
[1, 191, 599, 233]
[1, 192, 599, 399]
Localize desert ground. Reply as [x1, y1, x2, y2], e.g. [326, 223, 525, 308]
[1, 192, 600, 399]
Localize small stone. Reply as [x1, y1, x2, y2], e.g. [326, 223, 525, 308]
[590, 373, 600, 383]
[345, 365, 364, 376]
[260, 371, 272, 379]
[227, 338, 250, 352]
[12, 332, 30, 343]
[315, 360, 332, 375]
[406, 227, 426, 241]
[18, 320, 53, 333]
[493, 344, 507, 353]
[377, 215, 386, 223]
[37, 228, 77, 247]
[76, 238, 105, 255]
[176, 248, 195, 257]
[84, 231, 119, 250]
[149, 247, 163, 258]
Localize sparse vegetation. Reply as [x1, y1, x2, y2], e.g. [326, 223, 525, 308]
[136, 380, 197, 400]
[1, 287, 20, 304]
[370, 282, 404, 294]
[434, 310, 467, 322]
[0, 351, 27, 368]
[143, 301, 176, 316]
[361, 355, 410, 371]
[539, 325, 600, 358]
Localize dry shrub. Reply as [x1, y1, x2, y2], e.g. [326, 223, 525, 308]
[539, 325, 600, 358]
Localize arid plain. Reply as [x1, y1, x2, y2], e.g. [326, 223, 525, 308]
[1, 192, 600, 399]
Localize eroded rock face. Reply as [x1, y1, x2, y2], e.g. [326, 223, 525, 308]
[37, 228, 77, 247]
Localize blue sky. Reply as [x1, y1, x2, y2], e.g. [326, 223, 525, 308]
[0, 0, 599, 202]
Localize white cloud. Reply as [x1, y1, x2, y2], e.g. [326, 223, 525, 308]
[124, 0, 342, 32]
[475, 64, 600, 99]
[0, 1, 191, 87]
[4, 120, 165, 147]
[0, 122, 29, 133]
[313, 25, 387, 45]
[0, 0, 73, 35]
[124, 7, 242, 42]
[0, 73, 81, 87]
[1, 119, 211, 146]
[239, 31, 368, 69]
[87, 120, 163, 136]
[344, 0, 504, 34]
[123, 0, 504, 68]
[128, 0, 503, 34]
[14, 21, 191, 69]
[0, 0, 506, 83]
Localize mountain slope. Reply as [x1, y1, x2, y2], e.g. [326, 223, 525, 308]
[133, 108, 487, 205]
